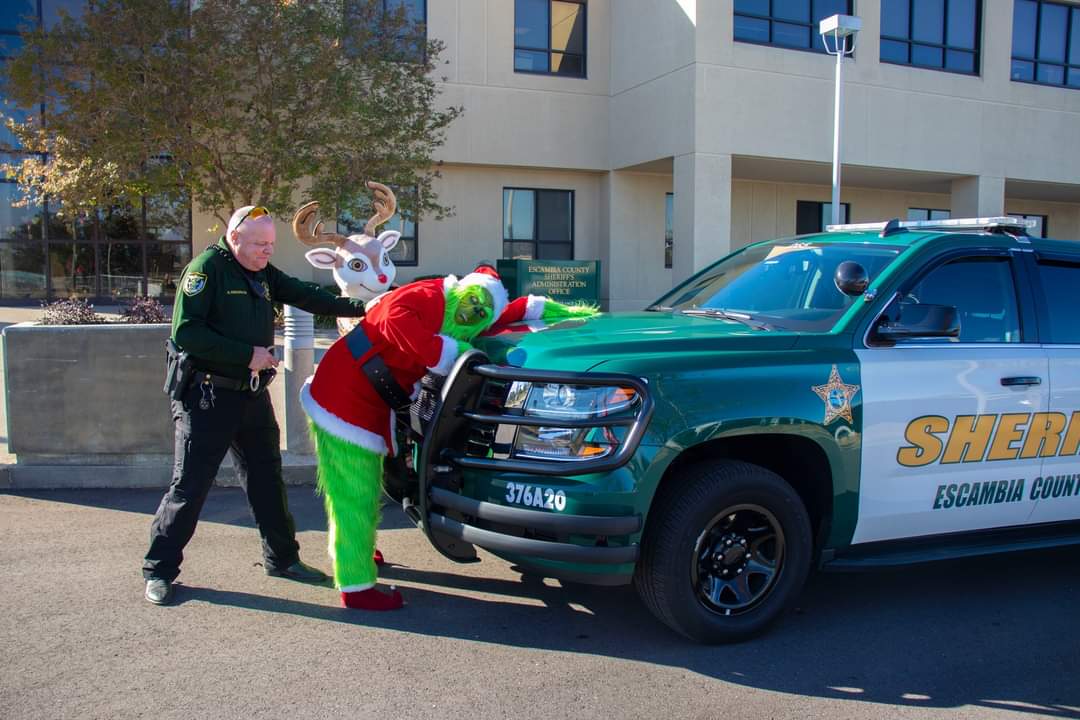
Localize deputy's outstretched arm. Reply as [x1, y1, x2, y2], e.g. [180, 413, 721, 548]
[267, 265, 366, 317]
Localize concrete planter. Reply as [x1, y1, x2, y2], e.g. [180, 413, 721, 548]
[1, 322, 314, 489]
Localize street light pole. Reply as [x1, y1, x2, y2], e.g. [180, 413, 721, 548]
[820, 14, 861, 228]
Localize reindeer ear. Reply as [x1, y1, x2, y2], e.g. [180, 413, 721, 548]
[377, 230, 401, 252]
[305, 248, 340, 270]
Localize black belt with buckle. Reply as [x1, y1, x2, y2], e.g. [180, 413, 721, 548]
[344, 325, 412, 410]
[196, 370, 276, 392]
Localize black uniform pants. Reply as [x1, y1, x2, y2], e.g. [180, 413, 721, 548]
[143, 381, 300, 582]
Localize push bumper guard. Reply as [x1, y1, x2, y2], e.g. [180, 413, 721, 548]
[415, 350, 653, 568]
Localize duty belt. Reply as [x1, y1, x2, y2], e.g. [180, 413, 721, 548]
[345, 325, 413, 410]
[196, 369, 276, 392]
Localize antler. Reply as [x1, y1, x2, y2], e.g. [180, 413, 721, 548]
[363, 181, 397, 236]
[292, 201, 348, 248]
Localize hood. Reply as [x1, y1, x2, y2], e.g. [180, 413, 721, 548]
[474, 311, 800, 371]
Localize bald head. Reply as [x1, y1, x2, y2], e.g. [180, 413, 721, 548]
[227, 207, 276, 272]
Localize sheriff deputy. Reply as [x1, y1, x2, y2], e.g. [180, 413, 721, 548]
[143, 204, 366, 606]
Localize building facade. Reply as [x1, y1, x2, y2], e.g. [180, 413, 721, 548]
[4, 1, 1080, 309]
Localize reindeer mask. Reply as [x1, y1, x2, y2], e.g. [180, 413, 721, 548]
[292, 181, 401, 303]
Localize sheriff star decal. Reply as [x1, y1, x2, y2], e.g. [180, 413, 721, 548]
[183, 272, 207, 297]
[812, 365, 860, 425]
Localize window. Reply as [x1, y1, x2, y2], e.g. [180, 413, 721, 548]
[384, 0, 426, 62]
[904, 256, 1020, 343]
[345, 0, 427, 63]
[734, 0, 852, 53]
[664, 192, 673, 269]
[514, 0, 586, 77]
[1011, 0, 1080, 88]
[503, 188, 573, 260]
[650, 239, 903, 333]
[880, 0, 981, 75]
[1035, 259, 1080, 343]
[337, 186, 419, 266]
[0, 1, 193, 302]
[908, 208, 951, 221]
[1008, 212, 1048, 238]
[796, 200, 849, 234]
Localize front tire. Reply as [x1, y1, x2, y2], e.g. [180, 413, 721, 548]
[635, 460, 813, 643]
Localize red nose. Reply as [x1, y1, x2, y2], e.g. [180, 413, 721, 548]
[378, 274, 387, 284]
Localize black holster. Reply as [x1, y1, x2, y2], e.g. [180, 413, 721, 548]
[164, 339, 195, 401]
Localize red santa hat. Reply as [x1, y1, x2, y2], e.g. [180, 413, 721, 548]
[451, 264, 509, 320]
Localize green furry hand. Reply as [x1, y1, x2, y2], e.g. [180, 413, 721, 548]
[541, 300, 600, 321]
[456, 339, 473, 356]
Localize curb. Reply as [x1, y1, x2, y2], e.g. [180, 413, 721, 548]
[0, 453, 317, 490]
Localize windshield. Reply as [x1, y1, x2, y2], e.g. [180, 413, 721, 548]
[649, 239, 903, 332]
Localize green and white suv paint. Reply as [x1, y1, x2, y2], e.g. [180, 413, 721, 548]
[393, 217, 1080, 643]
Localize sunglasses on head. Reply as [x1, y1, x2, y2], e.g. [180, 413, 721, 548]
[236, 206, 270, 229]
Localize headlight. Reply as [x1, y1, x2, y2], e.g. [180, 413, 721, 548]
[505, 381, 640, 420]
[504, 382, 640, 461]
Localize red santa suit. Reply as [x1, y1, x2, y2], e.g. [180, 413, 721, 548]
[301, 271, 548, 456]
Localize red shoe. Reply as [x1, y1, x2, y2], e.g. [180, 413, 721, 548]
[341, 587, 404, 611]
[373, 549, 385, 566]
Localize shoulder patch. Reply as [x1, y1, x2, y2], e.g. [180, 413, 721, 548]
[183, 272, 208, 297]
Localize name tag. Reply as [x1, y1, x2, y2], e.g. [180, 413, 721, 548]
[226, 290, 247, 296]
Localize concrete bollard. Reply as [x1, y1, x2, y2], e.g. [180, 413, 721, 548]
[282, 305, 314, 454]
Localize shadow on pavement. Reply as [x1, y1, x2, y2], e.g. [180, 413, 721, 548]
[8, 487, 1080, 716]
[177, 548, 1080, 718]
[6, 486, 414, 533]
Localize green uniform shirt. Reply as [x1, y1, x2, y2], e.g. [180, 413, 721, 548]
[172, 238, 364, 379]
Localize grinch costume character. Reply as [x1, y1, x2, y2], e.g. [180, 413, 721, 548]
[302, 265, 597, 610]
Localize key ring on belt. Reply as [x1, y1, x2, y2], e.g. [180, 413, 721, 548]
[250, 371, 260, 392]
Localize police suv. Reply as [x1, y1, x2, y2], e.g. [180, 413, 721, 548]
[390, 217, 1080, 643]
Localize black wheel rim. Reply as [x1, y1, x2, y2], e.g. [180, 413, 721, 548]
[691, 503, 785, 617]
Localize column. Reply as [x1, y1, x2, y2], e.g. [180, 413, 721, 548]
[951, 175, 1006, 218]
[602, 170, 676, 311]
[673, 152, 732, 281]
[282, 305, 314, 455]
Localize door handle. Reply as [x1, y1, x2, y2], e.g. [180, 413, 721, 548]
[1000, 376, 1042, 387]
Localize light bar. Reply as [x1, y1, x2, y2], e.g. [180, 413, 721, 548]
[826, 217, 1035, 232]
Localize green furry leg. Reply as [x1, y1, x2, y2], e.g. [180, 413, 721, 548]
[308, 421, 384, 590]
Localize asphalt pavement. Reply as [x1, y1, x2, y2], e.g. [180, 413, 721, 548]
[1, 486, 1078, 720]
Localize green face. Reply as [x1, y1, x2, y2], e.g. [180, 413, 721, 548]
[454, 285, 494, 327]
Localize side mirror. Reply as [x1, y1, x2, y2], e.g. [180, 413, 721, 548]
[875, 302, 960, 340]
[834, 261, 869, 296]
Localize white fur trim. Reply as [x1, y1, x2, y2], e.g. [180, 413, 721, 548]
[455, 272, 509, 320]
[524, 294, 546, 321]
[340, 582, 376, 593]
[427, 334, 459, 376]
[364, 291, 390, 313]
[300, 378, 388, 456]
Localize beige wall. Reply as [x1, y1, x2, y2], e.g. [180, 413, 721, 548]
[435, 0, 610, 170]
[192, 1, 1080, 310]
[730, 180, 1080, 249]
[392, 164, 605, 286]
[648, 1, 1080, 182]
[603, 170, 675, 310]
